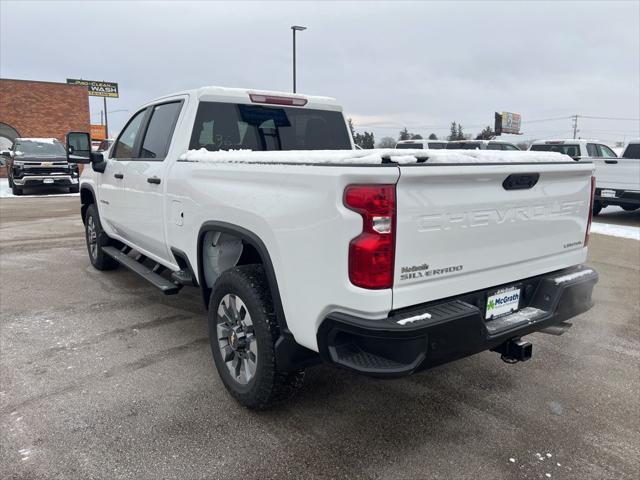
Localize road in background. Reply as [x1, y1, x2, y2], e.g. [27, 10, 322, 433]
[1, 197, 639, 480]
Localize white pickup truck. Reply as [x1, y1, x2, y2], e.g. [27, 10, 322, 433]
[66, 86, 598, 409]
[530, 139, 640, 214]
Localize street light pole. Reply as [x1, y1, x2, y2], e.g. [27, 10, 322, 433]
[291, 25, 307, 93]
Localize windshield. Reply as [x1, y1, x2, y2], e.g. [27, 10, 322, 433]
[446, 142, 482, 150]
[622, 143, 640, 159]
[189, 102, 352, 151]
[530, 144, 580, 156]
[14, 140, 66, 156]
[396, 143, 423, 149]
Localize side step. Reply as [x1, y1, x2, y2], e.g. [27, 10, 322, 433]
[102, 246, 181, 295]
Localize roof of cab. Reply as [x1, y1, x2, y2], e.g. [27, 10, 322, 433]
[148, 86, 342, 111]
[530, 138, 600, 144]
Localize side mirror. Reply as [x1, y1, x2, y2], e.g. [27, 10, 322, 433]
[66, 131, 92, 164]
[0, 149, 11, 158]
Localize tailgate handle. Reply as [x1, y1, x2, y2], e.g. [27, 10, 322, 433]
[503, 173, 539, 190]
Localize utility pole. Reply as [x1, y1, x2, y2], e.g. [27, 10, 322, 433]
[103, 97, 109, 140]
[572, 114, 579, 139]
[291, 25, 307, 93]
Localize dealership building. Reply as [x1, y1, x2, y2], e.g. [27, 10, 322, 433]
[0, 78, 91, 152]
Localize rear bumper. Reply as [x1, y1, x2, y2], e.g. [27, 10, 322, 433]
[595, 189, 640, 207]
[317, 266, 598, 377]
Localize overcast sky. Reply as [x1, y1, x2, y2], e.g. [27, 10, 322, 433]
[1, 0, 639, 144]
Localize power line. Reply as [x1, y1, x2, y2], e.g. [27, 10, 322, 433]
[580, 115, 640, 121]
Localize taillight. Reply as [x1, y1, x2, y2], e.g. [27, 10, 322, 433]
[344, 185, 396, 289]
[585, 175, 596, 246]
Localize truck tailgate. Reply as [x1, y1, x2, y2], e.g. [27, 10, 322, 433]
[393, 162, 594, 310]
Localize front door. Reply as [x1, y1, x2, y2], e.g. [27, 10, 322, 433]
[98, 109, 147, 235]
[119, 101, 183, 262]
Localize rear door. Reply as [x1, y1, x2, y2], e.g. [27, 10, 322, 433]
[119, 100, 184, 261]
[392, 162, 593, 309]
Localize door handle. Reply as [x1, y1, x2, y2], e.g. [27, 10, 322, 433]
[147, 176, 161, 184]
[604, 160, 618, 164]
[114, 173, 124, 179]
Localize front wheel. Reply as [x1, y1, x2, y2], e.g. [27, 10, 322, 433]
[209, 265, 304, 409]
[11, 185, 22, 196]
[84, 204, 118, 270]
[69, 185, 79, 194]
[621, 205, 638, 212]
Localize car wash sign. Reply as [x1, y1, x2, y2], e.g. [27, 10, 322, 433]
[67, 79, 119, 98]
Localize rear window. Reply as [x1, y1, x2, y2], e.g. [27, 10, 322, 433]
[189, 102, 351, 151]
[428, 142, 447, 149]
[622, 143, 640, 159]
[446, 142, 481, 150]
[396, 143, 423, 149]
[530, 144, 580, 157]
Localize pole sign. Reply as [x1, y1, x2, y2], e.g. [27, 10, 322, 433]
[66, 79, 119, 98]
[500, 112, 521, 134]
[90, 125, 107, 140]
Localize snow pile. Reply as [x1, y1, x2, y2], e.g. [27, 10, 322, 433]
[591, 222, 640, 241]
[179, 148, 570, 165]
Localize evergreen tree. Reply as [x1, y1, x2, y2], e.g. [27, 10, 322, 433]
[347, 118, 356, 140]
[456, 124, 465, 141]
[399, 127, 411, 141]
[411, 134, 423, 140]
[475, 126, 494, 140]
[428, 133, 438, 140]
[448, 122, 458, 141]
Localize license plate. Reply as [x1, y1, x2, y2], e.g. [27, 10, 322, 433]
[486, 287, 521, 319]
[43, 178, 54, 184]
[602, 189, 616, 198]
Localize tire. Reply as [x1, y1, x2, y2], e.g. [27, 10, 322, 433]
[593, 200, 603, 216]
[69, 185, 79, 194]
[208, 264, 304, 409]
[84, 204, 118, 270]
[7, 174, 13, 187]
[621, 205, 638, 212]
[11, 185, 22, 196]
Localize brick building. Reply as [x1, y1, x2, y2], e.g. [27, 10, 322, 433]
[0, 78, 91, 168]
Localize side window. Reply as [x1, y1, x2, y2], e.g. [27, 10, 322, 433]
[597, 144, 616, 158]
[112, 110, 146, 159]
[487, 143, 503, 150]
[502, 143, 519, 151]
[586, 143, 599, 157]
[140, 102, 183, 160]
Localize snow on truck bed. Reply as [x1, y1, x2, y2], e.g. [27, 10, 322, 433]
[179, 148, 572, 165]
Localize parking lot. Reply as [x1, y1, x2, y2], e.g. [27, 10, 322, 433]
[1, 196, 638, 480]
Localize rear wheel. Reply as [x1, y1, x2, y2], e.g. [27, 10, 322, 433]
[621, 205, 638, 212]
[84, 204, 118, 270]
[209, 265, 304, 409]
[69, 185, 79, 194]
[592, 200, 603, 216]
[11, 185, 22, 196]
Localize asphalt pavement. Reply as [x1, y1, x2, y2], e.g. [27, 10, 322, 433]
[1, 196, 638, 480]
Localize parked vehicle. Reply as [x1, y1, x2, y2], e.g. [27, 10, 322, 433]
[530, 139, 638, 214]
[396, 139, 447, 149]
[1, 138, 79, 195]
[446, 140, 520, 150]
[67, 86, 598, 409]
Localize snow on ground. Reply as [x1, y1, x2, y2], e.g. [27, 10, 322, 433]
[0, 178, 79, 198]
[591, 221, 640, 241]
